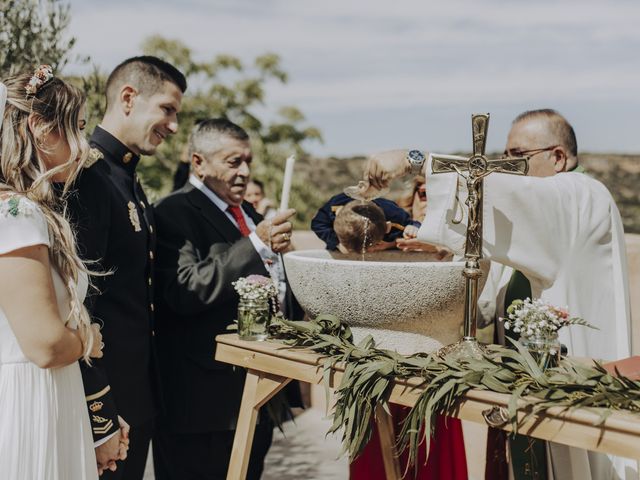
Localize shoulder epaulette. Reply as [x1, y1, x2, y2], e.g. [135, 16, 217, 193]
[84, 147, 104, 169]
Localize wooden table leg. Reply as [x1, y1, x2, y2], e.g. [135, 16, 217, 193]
[226, 369, 291, 480]
[376, 405, 402, 480]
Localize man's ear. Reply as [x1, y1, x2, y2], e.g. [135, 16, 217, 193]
[553, 147, 568, 173]
[120, 85, 137, 115]
[191, 153, 205, 178]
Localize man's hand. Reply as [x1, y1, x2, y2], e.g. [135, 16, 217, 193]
[396, 238, 452, 259]
[95, 416, 130, 476]
[96, 431, 121, 475]
[255, 208, 296, 253]
[117, 415, 130, 458]
[366, 240, 396, 252]
[364, 150, 411, 190]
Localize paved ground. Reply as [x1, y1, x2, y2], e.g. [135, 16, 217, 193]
[263, 409, 348, 480]
[143, 409, 348, 479]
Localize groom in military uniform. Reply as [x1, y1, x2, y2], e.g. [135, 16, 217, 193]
[67, 56, 186, 479]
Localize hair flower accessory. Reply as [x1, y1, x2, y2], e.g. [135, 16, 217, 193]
[25, 65, 54, 96]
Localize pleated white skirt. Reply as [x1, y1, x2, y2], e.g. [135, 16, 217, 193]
[0, 360, 97, 480]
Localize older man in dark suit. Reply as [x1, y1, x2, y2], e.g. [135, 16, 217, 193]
[152, 118, 295, 479]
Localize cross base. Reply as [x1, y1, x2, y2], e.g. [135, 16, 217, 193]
[438, 337, 486, 361]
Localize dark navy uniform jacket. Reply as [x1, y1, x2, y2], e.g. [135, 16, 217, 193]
[66, 126, 157, 443]
[311, 192, 420, 250]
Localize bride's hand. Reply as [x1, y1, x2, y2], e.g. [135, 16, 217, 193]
[79, 323, 103, 359]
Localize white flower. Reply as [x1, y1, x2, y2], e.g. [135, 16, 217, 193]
[232, 275, 277, 302]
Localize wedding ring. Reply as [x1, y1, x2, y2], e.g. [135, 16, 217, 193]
[282, 233, 290, 241]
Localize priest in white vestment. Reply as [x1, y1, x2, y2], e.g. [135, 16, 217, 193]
[363, 109, 637, 480]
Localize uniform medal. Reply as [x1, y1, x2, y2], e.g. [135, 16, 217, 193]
[127, 201, 142, 232]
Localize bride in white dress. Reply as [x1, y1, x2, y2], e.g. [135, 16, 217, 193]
[0, 68, 105, 479]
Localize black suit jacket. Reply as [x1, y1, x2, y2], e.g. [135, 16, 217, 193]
[67, 127, 158, 441]
[154, 183, 280, 433]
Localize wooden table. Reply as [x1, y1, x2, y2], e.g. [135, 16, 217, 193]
[215, 334, 640, 480]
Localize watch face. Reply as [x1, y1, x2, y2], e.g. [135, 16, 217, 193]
[409, 150, 425, 162]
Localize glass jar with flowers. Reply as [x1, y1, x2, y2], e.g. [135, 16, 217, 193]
[502, 298, 596, 369]
[233, 274, 278, 341]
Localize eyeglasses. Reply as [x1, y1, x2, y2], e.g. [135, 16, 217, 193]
[504, 145, 559, 158]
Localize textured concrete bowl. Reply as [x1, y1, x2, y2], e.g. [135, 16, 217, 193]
[283, 249, 486, 355]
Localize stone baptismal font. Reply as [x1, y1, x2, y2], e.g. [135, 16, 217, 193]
[283, 249, 486, 355]
[284, 113, 528, 356]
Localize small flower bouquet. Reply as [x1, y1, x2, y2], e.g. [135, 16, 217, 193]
[233, 275, 277, 341]
[502, 298, 596, 368]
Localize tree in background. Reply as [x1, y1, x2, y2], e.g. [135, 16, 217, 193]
[0, 0, 324, 227]
[137, 36, 324, 228]
[0, 0, 84, 76]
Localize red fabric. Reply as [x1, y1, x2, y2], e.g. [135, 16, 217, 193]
[350, 405, 468, 480]
[485, 427, 509, 480]
[227, 205, 251, 236]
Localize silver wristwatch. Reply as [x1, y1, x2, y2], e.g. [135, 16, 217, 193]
[407, 150, 426, 175]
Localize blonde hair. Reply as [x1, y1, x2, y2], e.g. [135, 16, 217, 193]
[0, 70, 96, 362]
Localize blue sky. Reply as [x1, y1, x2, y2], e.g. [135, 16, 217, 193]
[66, 0, 640, 156]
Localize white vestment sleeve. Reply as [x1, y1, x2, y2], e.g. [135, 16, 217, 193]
[419, 156, 577, 289]
[418, 154, 635, 479]
[418, 154, 631, 361]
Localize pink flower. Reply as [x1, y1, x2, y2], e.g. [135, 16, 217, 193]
[245, 274, 271, 286]
[552, 307, 569, 320]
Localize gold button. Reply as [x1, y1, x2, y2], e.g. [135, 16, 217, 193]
[149, 251, 154, 260]
[123, 152, 133, 163]
[149, 225, 154, 233]
[151, 330, 156, 337]
[139, 201, 146, 209]
[148, 277, 152, 286]
[150, 303, 155, 312]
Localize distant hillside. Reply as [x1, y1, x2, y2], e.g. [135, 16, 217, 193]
[581, 154, 640, 233]
[294, 153, 640, 234]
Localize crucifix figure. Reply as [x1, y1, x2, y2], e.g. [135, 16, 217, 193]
[432, 113, 529, 359]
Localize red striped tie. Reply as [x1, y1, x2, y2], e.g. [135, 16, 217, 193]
[228, 205, 251, 236]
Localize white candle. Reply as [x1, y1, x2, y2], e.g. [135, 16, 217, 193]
[279, 155, 295, 211]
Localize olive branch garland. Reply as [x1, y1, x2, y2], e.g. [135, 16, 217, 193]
[266, 314, 640, 472]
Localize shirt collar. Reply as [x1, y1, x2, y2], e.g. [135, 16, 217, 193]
[189, 175, 232, 212]
[90, 126, 140, 174]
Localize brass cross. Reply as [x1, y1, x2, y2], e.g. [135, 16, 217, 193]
[432, 113, 529, 259]
[432, 113, 529, 358]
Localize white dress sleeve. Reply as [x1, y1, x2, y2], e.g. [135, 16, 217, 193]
[0, 195, 50, 255]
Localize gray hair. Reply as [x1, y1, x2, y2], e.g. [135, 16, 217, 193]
[188, 118, 249, 158]
[513, 109, 578, 159]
